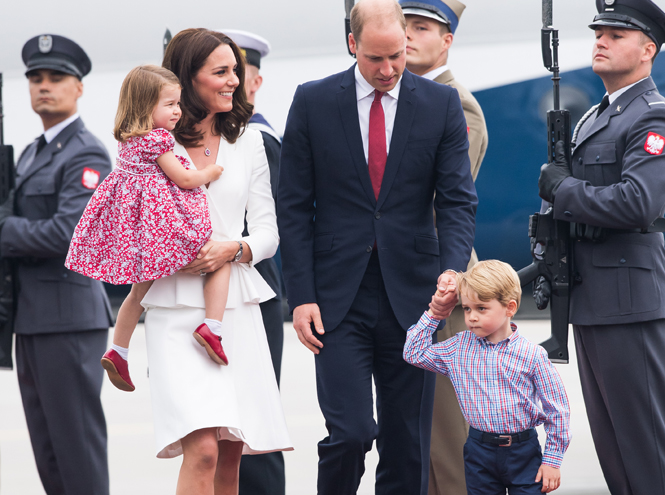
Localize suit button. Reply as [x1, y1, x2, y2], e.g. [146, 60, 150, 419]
[596, 155, 600, 162]
[578, 158, 583, 164]
[366, 246, 372, 253]
[62, 273, 68, 278]
[620, 258, 626, 264]
[375, 212, 381, 219]
[564, 211, 572, 217]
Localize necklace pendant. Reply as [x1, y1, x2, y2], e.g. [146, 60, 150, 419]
[204, 147, 211, 157]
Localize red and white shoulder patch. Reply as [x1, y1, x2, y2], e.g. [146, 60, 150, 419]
[645, 132, 665, 155]
[82, 167, 100, 189]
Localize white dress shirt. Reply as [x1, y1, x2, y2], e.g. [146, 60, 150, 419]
[44, 113, 80, 143]
[355, 65, 401, 163]
[422, 65, 448, 81]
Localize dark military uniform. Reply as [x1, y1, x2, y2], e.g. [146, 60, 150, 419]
[537, 2, 665, 492]
[554, 76, 665, 495]
[0, 35, 113, 495]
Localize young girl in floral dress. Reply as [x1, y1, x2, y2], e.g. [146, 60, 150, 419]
[66, 65, 231, 392]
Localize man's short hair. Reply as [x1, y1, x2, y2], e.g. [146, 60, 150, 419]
[350, 0, 407, 44]
[457, 260, 522, 310]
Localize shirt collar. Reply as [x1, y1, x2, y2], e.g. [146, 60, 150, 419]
[476, 322, 519, 347]
[422, 65, 448, 81]
[607, 77, 649, 105]
[44, 113, 79, 143]
[354, 64, 401, 101]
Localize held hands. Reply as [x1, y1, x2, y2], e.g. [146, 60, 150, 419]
[428, 271, 459, 320]
[536, 464, 561, 493]
[538, 141, 571, 203]
[293, 303, 325, 354]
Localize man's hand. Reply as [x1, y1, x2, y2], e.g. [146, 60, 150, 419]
[538, 141, 571, 203]
[536, 464, 561, 493]
[293, 303, 325, 354]
[533, 275, 552, 310]
[429, 271, 458, 320]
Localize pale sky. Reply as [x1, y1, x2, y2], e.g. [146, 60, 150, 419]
[1, 0, 597, 76]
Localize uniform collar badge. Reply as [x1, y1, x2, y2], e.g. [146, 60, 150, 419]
[38, 35, 53, 54]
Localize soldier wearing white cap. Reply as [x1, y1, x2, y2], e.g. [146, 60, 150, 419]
[220, 28, 286, 495]
[398, 1, 487, 494]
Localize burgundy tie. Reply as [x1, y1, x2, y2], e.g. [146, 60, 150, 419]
[368, 90, 386, 200]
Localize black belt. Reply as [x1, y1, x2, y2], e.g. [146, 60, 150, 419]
[468, 427, 536, 447]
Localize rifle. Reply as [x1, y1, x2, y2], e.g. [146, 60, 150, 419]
[516, 0, 572, 364]
[0, 73, 16, 370]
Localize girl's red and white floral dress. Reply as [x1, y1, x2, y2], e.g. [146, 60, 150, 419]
[66, 128, 212, 284]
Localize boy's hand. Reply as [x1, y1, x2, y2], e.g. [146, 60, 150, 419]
[428, 271, 458, 319]
[535, 464, 560, 492]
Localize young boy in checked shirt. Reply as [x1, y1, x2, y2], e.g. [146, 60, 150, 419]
[404, 260, 570, 494]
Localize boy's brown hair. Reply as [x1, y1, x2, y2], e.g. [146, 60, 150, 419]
[113, 65, 180, 142]
[456, 260, 522, 310]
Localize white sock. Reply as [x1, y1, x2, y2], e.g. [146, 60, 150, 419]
[111, 344, 129, 361]
[204, 318, 223, 337]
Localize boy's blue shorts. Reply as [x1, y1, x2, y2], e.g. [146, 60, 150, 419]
[464, 427, 544, 494]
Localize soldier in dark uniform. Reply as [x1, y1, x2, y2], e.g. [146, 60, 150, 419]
[0, 34, 113, 495]
[539, 1, 665, 492]
[222, 29, 286, 495]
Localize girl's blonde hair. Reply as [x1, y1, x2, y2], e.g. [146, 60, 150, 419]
[113, 65, 180, 142]
[456, 259, 522, 310]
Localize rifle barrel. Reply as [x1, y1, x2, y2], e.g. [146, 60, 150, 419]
[542, 0, 553, 28]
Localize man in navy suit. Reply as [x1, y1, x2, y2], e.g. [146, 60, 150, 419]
[277, 0, 477, 493]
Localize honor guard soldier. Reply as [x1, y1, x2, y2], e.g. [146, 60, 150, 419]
[399, 1, 488, 493]
[221, 28, 286, 495]
[538, 1, 665, 492]
[0, 34, 113, 494]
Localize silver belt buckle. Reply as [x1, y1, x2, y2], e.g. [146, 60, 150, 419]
[498, 435, 512, 447]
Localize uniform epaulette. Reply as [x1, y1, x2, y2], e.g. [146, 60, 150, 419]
[642, 90, 665, 107]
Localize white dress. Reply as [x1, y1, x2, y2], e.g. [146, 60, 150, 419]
[141, 129, 293, 458]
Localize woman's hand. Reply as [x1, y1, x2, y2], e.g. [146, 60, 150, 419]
[181, 240, 237, 275]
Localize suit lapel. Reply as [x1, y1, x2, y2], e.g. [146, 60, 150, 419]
[377, 70, 417, 210]
[16, 118, 84, 189]
[337, 65, 377, 205]
[575, 77, 656, 148]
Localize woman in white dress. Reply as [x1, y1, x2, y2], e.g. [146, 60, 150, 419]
[141, 28, 292, 494]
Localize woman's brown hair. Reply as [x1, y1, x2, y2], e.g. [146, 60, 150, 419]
[162, 28, 253, 147]
[113, 65, 180, 142]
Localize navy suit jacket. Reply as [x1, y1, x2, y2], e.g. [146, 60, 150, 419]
[277, 66, 477, 332]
